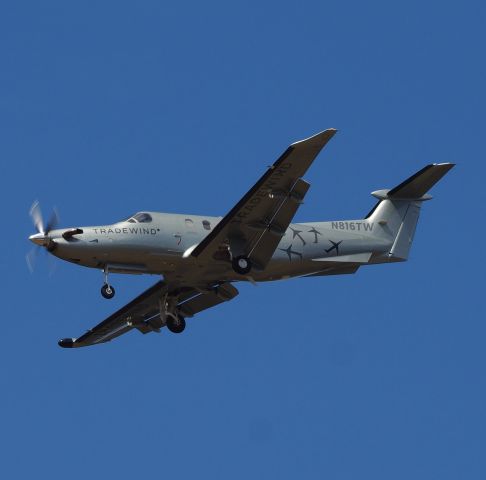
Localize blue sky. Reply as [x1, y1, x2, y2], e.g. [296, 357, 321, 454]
[2, 1, 485, 478]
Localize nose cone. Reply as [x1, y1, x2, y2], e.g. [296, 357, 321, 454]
[29, 233, 46, 246]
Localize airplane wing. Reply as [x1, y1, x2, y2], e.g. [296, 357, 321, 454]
[58, 281, 238, 348]
[190, 129, 337, 270]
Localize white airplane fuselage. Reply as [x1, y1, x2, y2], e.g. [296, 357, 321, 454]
[39, 211, 395, 284]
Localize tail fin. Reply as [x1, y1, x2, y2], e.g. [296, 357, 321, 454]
[366, 163, 454, 260]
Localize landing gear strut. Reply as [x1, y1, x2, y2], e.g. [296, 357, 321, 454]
[101, 267, 115, 299]
[166, 315, 186, 334]
[232, 255, 252, 275]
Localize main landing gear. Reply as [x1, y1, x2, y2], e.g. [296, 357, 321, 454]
[101, 267, 115, 299]
[232, 255, 252, 275]
[166, 315, 186, 334]
[160, 293, 186, 333]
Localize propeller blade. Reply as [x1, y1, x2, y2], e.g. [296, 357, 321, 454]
[29, 200, 44, 235]
[46, 207, 59, 234]
[47, 252, 59, 277]
[26, 247, 38, 273]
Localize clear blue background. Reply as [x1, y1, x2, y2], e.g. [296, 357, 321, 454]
[2, 1, 485, 478]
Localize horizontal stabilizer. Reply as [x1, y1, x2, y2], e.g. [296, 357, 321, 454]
[303, 265, 360, 277]
[385, 163, 455, 199]
[312, 252, 372, 263]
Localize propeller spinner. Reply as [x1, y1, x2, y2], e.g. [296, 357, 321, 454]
[26, 201, 60, 272]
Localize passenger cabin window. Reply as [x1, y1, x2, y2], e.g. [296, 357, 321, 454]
[133, 212, 152, 223]
[202, 220, 211, 230]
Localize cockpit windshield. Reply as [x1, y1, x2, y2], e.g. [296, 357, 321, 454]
[123, 212, 153, 223]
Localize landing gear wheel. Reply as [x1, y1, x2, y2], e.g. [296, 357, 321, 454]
[101, 283, 115, 299]
[166, 315, 186, 334]
[232, 255, 252, 275]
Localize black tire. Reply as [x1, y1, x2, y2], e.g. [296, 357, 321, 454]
[232, 255, 252, 275]
[166, 315, 186, 334]
[101, 283, 115, 299]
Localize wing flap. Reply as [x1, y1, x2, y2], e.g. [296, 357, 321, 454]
[249, 178, 311, 269]
[178, 283, 239, 317]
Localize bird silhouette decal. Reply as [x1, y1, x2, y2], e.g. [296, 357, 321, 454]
[325, 240, 342, 256]
[279, 244, 303, 261]
[289, 227, 306, 246]
[308, 227, 322, 243]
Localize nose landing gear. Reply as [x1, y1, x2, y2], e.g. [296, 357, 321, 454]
[101, 283, 115, 299]
[101, 266, 115, 299]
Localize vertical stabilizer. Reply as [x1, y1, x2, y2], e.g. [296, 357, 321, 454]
[366, 163, 454, 260]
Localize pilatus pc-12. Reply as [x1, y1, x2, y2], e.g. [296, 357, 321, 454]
[28, 129, 453, 348]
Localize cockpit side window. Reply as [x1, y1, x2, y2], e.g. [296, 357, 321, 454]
[133, 212, 153, 223]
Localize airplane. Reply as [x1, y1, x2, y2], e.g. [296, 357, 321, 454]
[27, 129, 454, 348]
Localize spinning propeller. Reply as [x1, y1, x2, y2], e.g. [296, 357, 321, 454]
[26, 200, 60, 273]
